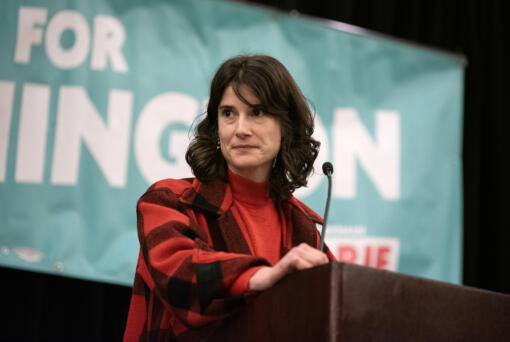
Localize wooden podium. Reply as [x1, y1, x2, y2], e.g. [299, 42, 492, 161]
[207, 262, 510, 341]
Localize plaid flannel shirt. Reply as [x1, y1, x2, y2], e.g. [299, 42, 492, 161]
[123, 176, 333, 341]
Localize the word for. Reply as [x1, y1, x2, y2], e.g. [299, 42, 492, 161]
[15, 7, 128, 72]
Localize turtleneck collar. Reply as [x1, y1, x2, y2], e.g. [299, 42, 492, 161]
[228, 169, 270, 205]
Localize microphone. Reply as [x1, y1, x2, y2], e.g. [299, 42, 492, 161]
[322, 162, 333, 176]
[319, 162, 333, 252]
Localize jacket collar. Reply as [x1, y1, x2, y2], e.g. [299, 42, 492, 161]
[179, 177, 248, 254]
[178, 177, 232, 217]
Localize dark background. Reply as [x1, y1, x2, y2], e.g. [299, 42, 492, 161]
[2, 0, 508, 340]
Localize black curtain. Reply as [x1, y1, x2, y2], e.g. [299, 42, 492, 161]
[1, 267, 131, 341]
[2, 1, 508, 341]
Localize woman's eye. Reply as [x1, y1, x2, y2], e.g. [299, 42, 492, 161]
[252, 108, 264, 116]
[222, 109, 232, 117]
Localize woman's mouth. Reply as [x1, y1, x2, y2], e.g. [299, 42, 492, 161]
[233, 145, 257, 149]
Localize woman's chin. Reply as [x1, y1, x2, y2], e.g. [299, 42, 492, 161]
[228, 162, 272, 180]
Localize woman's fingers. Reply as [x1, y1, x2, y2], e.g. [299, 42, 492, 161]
[279, 243, 329, 271]
[249, 243, 329, 291]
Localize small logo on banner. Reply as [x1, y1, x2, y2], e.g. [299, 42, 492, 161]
[326, 237, 400, 271]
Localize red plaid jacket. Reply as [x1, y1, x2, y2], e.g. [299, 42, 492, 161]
[123, 176, 333, 341]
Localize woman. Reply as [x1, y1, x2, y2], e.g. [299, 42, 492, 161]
[124, 55, 335, 342]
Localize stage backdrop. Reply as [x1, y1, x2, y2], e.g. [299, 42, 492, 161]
[0, 0, 464, 285]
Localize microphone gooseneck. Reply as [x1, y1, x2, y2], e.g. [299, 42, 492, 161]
[319, 162, 334, 252]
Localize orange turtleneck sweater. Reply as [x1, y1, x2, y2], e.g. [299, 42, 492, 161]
[227, 170, 283, 295]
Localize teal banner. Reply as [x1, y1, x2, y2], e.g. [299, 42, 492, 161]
[0, 0, 464, 285]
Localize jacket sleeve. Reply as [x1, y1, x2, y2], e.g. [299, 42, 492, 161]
[136, 185, 270, 329]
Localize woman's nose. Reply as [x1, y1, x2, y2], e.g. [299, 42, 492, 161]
[235, 114, 252, 137]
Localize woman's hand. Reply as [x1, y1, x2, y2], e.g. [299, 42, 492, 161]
[248, 243, 329, 291]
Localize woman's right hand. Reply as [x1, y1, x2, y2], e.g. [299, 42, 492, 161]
[248, 243, 329, 291]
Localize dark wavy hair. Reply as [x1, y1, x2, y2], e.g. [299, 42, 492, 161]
[186, 55, 320, 202]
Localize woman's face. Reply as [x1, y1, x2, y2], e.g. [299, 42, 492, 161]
[218, 84, 281, 182]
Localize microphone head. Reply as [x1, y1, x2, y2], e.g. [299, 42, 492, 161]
[322, 162, 334, 176]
